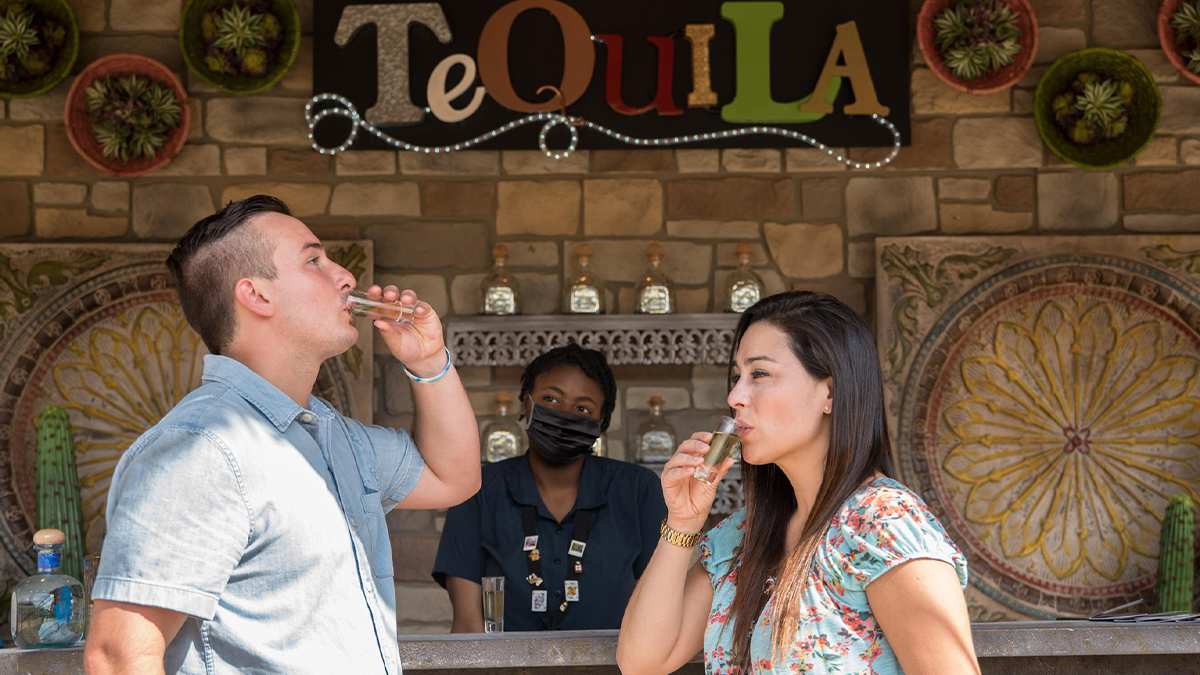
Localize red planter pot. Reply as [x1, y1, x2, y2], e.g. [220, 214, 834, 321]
[917, 0, 1040, 95]
[64, 53, 191, 177]
[1159, 0, 1200, 85]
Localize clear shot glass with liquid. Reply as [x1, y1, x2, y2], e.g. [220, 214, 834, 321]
[346, 290, 415, 324]
[693, 416, 741, 486]
[482, 576, 505, 633]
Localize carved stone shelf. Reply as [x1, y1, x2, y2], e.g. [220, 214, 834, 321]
[446, 314, 742, 367]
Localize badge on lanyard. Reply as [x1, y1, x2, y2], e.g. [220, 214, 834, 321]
[531, 589, 548, 612]
[568, 540, 587, 557]
[564, 579, 580, 602]
[523, 535, 539, 551]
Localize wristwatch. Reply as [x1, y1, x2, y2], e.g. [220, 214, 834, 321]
[659, 519, 702, 548]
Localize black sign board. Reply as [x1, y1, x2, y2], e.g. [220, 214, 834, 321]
[313, 1, 911, 151]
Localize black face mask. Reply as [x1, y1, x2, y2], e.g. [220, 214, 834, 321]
[523, 402, 602, 466]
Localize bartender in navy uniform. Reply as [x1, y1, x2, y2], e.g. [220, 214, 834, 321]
[433, 344, 668, 631]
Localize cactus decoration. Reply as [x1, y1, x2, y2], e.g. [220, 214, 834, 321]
[1155, 494, 1195, 613]
[34, 406, 85, 582]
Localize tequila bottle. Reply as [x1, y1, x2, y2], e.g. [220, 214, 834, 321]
[635, 395, 677, 464]
[480, 244, 520, 316]
[11, 529, 85, 648]
[591, 433, 607, 458]
[564, 244, 605, 314]
[480, 392, 526, 463]
[636, 243, 674, 314]
[727, 243, 765, 313]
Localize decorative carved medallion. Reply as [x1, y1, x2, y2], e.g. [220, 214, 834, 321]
[878, 237, 1200, 620]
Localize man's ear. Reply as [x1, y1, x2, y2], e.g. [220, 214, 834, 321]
[233, 278, 274, 318]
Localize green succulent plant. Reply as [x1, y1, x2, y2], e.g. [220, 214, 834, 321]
[0, 4, 37, 61]
[1051, 72, 1135, 146]
[933, 0, 1023, 81]
[0, 1, 68, 87]
[1175, 0, 1200, 74]
[213, 3, 264, 56]
[84, 73, 181, 163]
[198, 1, 284, 81]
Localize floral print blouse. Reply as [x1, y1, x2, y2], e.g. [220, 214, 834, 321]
[698, 476, 968, 674]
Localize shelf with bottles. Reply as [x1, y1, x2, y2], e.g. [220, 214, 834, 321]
[456, 240, 767, 367]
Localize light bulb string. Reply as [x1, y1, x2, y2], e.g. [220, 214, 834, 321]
[305, 92, 901, 170]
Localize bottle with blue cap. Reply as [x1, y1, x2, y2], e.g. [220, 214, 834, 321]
[11, 528, 85, 648]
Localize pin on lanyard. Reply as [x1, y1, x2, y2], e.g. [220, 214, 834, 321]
[520, 505, 594, 624]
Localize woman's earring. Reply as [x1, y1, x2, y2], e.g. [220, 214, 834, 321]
[823, 406, 831, 415]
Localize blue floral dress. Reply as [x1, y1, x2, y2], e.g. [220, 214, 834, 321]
[699, 476, 968, 674]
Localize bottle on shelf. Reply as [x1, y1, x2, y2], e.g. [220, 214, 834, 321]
[480, 244, 520, 316]
[635, 243, 674, 315]
[11, 529, 85, 648]
[480, 392, 526, 463]
[634, 394, 677, 464]
[564, 244, 605, 314]
[726, 243, 765, 313]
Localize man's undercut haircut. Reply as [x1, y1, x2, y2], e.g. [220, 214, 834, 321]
[166, 195, 290, 354]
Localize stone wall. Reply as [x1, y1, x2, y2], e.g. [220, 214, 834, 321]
[1, 0, 1198, 633]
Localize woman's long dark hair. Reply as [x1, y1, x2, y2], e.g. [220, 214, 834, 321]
[726, 291, 894, 669]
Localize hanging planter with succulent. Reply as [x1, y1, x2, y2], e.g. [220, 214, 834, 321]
[181, 0, 300, 95]
[0, 0, 77, 98]
[64, 54, 191, 177]
[1050, 74, 1134, 145]
[1159, 0, 1200, 84]
[84, 74, 182, 163]
[1034, 49, 1161, 170]
[917, 0, 1038, 94]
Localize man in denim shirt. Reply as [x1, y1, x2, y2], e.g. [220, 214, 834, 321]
[83, 195, 481, 674]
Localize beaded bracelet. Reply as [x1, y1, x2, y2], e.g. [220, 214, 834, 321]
[402, 346, 453, 384]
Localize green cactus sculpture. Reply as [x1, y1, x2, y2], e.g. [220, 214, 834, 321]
[1155, 494, 1195, 613]
[34, 406, 85, 582]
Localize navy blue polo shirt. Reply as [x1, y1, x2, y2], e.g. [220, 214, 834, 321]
[432, 454, 666, 630]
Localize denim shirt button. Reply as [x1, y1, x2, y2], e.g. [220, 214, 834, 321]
[299, 412, 316, 424]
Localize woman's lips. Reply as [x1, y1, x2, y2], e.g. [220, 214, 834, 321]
[734, 422, 753, 435]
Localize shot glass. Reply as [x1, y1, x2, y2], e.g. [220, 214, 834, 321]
[346, 290, 415, 324]
[482, 576, 505, 633]
[693, 416, 741, 486]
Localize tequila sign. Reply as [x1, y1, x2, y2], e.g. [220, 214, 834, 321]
[313, 1, 911, 150]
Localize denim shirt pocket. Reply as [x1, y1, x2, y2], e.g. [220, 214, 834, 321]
[341, 418, 395, 579]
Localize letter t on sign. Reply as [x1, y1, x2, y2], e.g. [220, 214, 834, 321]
[335, 3, 453, 125]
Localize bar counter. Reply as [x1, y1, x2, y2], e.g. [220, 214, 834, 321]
[2, 621, 1197, 674]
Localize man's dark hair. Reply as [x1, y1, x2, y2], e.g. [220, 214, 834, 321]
[166, 195, 290, 355]
[518, 343, 617, 431]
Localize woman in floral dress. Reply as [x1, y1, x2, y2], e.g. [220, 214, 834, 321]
[617, 291, 978, 674]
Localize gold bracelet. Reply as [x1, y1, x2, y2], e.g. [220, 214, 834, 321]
[660, 519, 702, 548]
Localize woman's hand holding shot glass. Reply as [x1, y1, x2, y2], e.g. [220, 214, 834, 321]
[660, 418, 739, 533]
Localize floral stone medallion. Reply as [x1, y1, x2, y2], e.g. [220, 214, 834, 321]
[877, 236, 1200, 620]
[0, 243, 373, 579]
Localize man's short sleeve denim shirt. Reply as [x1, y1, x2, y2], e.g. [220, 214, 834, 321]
[93, 355, 425, 674]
